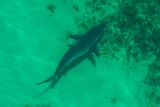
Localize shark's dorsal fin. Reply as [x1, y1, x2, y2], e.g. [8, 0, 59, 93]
[68, 35, 83, 40]
[87, 53, 96, 67]
[92, 46, 100, 57]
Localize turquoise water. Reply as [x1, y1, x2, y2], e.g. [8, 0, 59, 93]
[0, 0, 160, 107]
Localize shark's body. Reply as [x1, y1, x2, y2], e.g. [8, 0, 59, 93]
[36, 22, 106, 95]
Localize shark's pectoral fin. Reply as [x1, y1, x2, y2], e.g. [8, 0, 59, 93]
[92, 46, 100, 57]
[87, 53, 96, 67]
[67, 34, 83, 47]
[68, 34, 83, 40]
[67, 44, 74, 47]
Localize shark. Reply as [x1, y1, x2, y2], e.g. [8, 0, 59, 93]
[36, 22, 106, 95]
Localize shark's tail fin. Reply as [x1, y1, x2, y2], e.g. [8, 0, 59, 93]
[35, 80, 56, 97]
[36, 75, 56, 85]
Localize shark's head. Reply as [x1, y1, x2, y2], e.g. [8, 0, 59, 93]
[83, 22, 107, 47]
[91, 22, 107, 35]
